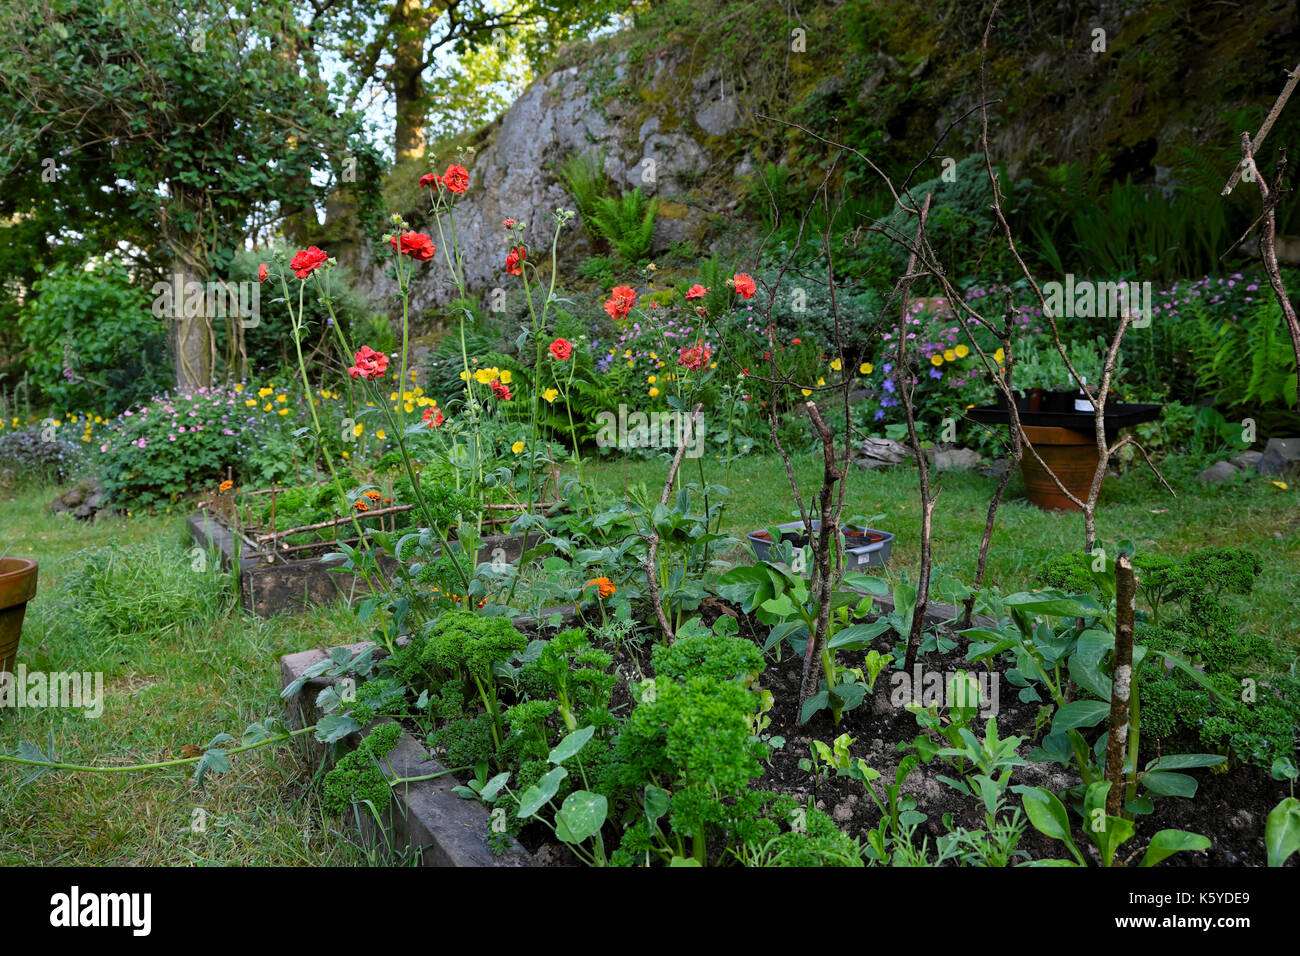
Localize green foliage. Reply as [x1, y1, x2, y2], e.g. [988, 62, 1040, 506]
[523, 628, 616, 733]
[18, 262, 170, 414]
[557, 150, 609, 233]
[608, 676, 767, 864]
[421, 610, 528, 684]
[651, 618, 763, 685]
[322, 723, 402, 816]
[757, 804, 866, 867]
[589, 188, 659, 263]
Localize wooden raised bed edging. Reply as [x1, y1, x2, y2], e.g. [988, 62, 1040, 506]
[279, 604, 579, 867]
[190, 512, 539, 617]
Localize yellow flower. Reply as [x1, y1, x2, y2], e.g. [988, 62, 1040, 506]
[649, 352, 657, 360]
[276, 394, 286, 403]
[801, 388, 812, 397]
[624, 350, 632, 358]
[542, 388, 558, 403]
[342, 451, 350, 459]
[709, 362, 717, 369]
[1272, 481, 1289, 490]
[390, 391, 399, 401]
[459, 370, 470, 381]
[263, 403, 273, 411]
[277, 408, 289, 416]
[930, 354, 944, 367]
[817, 376, 825, 386]
[245, 399, 257, 407]
[402, 391, 413, 401]
[234, 383, 244, 392]
[860, 363, 873, 375]
[648, 375, 657, 384]
[353, 423, 364, 436]
[376, 429, 386, 439]
[413, 387, 424, 396]
[994, 348, 1005, 364]
[954, 344, 969, 358]
[649, 387, 660, 397]
[499, 370, 512, 385]
[943, 349, 956, 362]
[626, 360, 634, 368]
[656, 360, 665, 368]
[512, 440, 525, 454]
[474, 368, 494, 384]
[404, 403, 415, 413]
[258, 387, 273, 398]
[830, 358, 842, 371]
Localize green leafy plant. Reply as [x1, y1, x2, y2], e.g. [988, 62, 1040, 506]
[588, 187, 659, 263]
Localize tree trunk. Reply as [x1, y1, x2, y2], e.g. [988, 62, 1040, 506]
[392, 0, 426, 163]
[172, 260, 213, 389]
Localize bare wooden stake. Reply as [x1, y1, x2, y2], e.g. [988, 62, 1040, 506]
[1105, 553, 1137, 819]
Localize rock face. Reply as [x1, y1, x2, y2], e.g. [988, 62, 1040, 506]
[1256, 438, 1300, 478]
[927, 446, 981, 471]
[49, 477, 108, 520]
[853, 438, 913, 469]
[351, 48, 746, 313]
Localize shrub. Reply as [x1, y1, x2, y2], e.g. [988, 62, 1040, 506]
[17, 261, 170, 414]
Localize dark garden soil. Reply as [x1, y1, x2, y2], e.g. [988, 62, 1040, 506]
[412, 602, 1291, 867]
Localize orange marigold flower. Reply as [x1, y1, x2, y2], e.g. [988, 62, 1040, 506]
[586, 576, 616, 599]
[363, 490, 382, 501]
[354, 500, 371, 512]
[218, 480, 234, 492]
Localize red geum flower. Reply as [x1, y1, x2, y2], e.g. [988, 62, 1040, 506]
[792, 338, 801, 345]
[549, 338, 573, 361]
[731, 273, 757, 299]
[685, 283, 710, 300]
[349, 345, 390, 380]
[678, 339, 711, 371]
[423, 406, 444, 428]
[441, 164, 469, 193]
[258, 263, 268, 283]
[289, 246, 328, 279]
[489, 379, 512, 401]
[604, 285, 637, 320]
[505, 245, 525, 276]
[503, 218, 516, 228]
[419, 172, 440, 188]
[390, 231, 436, 261]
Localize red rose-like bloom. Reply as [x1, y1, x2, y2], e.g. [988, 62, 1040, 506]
[549, 338, 573, 361]
[349, 345, 390, 380]
[505, 245, 525, 276]
[419, 173, 440, 188]
[289, 246, 329, 279]
[258, 263, 268, 283]
[423, 406, 444, 428]
[503, 218, 516, 228]
[441, 164, 470, 193]
[731, 273, 757, 299]
[678, 339, 711, 371]
[685, 284, 710, 300]
[489, 379, 512, 401]
[604, 285, 637, 320]
[390, 231, 436, 261]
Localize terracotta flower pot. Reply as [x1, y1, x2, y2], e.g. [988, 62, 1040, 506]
[1019, 426, 1099, 511]
[0, 558, 38, 674]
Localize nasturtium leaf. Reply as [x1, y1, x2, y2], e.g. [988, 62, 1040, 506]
[516, 766, 568, 819]
[554, 790, 607, 844]
[548, 725, 595, 766]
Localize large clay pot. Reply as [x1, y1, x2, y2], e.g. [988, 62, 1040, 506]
[1019, 426, 1100, 511]
[0, 558, 38, 674]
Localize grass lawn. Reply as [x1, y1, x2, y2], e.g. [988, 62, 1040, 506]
[1, 448, 1294, 865]
[0, 487, 373, 866]
[586, 451, 1300, 653]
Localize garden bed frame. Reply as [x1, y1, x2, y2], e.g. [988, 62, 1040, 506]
[189, 512, 540, 617]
